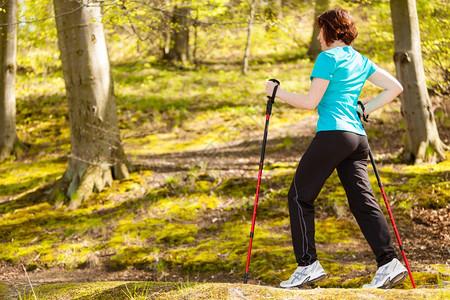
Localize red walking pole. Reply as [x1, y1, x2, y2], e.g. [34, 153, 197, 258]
[367, 149, 416, 288]
[358, 101, 416, 288]
[243, 79, 280, 284]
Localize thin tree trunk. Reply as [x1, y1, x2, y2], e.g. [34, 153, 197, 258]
[193, 9, 199, 66]
[307, 0, 328, 60]
[162, 0, 171, 57]
[53, 0, 130, 209]
[390, 0, 447, 164]
[0, 0, 18, 162]
[243, 0, 256, 75]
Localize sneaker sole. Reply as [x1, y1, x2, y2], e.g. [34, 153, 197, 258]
[280, 274, 327, 289]
[379, 271, 408, 289]
[294, 274, 327, 289]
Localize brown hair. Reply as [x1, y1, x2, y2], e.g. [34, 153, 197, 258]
[316, 7, 358, 46]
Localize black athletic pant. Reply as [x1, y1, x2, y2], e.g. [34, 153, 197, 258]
[288, 130, 397, 268]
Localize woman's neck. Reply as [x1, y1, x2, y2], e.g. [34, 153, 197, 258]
[324, 40, 348, 50]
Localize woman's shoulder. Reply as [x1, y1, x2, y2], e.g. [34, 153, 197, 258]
[324, 46, 370, 62]
[320, 46, 352, 59]
[317, 49, 338, 63]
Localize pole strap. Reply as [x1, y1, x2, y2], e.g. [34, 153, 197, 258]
[357, 101, 369, 122]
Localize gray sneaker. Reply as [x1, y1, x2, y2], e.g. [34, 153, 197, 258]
[280, 260, 327, 288]
[362, 258, 408, 289]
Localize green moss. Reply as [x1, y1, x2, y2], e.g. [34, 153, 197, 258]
[315, 217, 360, 244]
[26, 262, 39, 272]
[203, 224, 219, 232]
[0, 159, 65, 212]
[107, 246, 157, 271]
[397, 271, 442, 289]
[317, 276, 342, 288]
[341, 276, 372, 288]
[194, 180, 213, 192]
[265, 162, 296, 171]
[168, 241, 226, 272]
[379, 159, 450, 210]
[10, 281, 450, 300]
[218, 177, 263, 198]
[18, 281, 128, 300]
[273, 137, 294, 151]
[149, 194, 219, 220]
[155, 223, 199, 245]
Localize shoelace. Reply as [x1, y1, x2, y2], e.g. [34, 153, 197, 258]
[290, 266, 313, 283]
[372, 264, 393, 284]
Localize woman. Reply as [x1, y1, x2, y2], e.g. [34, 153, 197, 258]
[265, 7, 408, 289]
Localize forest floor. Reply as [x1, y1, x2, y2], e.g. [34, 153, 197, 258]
[0, 63, 449, 299]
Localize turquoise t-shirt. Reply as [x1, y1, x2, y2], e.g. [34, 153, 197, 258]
[310, 46, 378, 136]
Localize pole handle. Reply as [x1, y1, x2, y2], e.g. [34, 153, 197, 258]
[269, 78, 280, 85]
[266, 79, 280, 115]
[267, 79, 280, 103]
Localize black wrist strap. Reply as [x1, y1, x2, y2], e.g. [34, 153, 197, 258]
[357, 101, 369, 122]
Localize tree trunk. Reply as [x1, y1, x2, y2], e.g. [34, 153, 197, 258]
[243, 0, 256, 75]
[53, 0, 130, 209]
[164, 6, 190, 65]
[390, 0, 447, 164]
[307, 0, 328, 60]
[0, 0, 17, 162]
[162, 0, 171, 57]
[192, 9, 199, 66]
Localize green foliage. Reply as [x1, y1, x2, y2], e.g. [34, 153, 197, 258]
[336, 0, 395, 64]
[417, 0, 450, 95]
[17, 0, 59, 73]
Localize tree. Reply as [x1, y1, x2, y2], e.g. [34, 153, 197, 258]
[0, 0, 18, 162]
[307, 0, 328, 60]
[52, 0, 130, 209]
[164, 6, 191, 65]
[390, 0, 448, 164]
[242, 0, 256, 74]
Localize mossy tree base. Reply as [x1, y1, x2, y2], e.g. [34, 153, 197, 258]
[51, 158, 130, 210]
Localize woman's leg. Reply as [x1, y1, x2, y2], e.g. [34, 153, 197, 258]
[288, 131, 356, 266]
[336, 135, 397, 267]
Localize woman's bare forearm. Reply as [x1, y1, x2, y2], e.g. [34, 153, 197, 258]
[265, 78, 329, 111]
[363, 69, 403, 115]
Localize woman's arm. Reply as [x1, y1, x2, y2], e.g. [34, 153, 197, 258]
[265, 78, 329, 110]
[362, 69, 403, 115]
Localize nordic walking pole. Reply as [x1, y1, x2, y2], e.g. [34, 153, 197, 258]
[357, 101, 416, 288]
[243, 78, 280, 284]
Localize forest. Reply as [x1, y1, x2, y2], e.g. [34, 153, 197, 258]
[0, 0, 448, 299]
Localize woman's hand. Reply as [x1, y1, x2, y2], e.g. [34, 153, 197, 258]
[265, 80, 280, 98]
